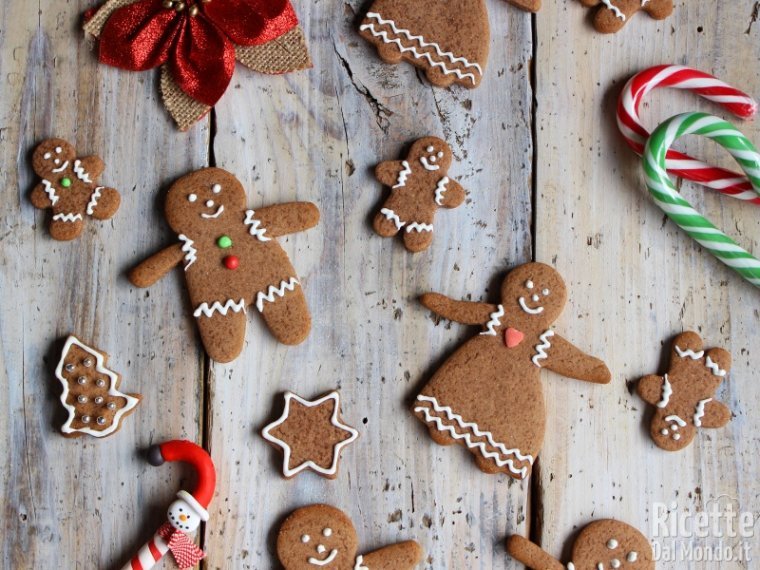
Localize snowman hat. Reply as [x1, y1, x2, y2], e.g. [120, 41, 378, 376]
[148, 440, 216, 522]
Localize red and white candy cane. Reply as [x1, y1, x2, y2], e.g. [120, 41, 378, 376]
[618, 64, 759, 202]
[123, 440, 216, 570]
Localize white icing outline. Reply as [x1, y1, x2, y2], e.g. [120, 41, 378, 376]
[54, 335, 140, 438]
[694, 398, 712, 427]
[309, 550, 338, 566]
[656, 374, 672, 408]
[86, 186, 104, 215]
[178, 234, 198, 270]
[193, 298, 246, 318]
[41, 179, 59, 205]
[51, 160, 69, 173]
[244, 209, 272, 242]
[201, 204, 224, 219]
[420, 156, 439, 171]
[532, 330, 555, 367]
[354, 555, 369, 570]
[380, 207, 405, 230]
[600, 0, 626, 21]
[480, 304, 504, 336]
[73, 159, 92, 183]
[405, 222, 433, 233]
[665, 414, 687, 427]
[705, 355, 727, 377]
[518, 296, 544, 315]
[414, 394, 533, 478]
[434, 176, 450, 205]
[262, 391, 359, 478]
[53, 213, 83, 222]
[255, 278, 299, 312]
[675, 345, 704, 359]
[393, 160, 411, 188]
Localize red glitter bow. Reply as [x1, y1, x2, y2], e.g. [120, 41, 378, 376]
[157, 522, 206, 569]
[95, 0, 298, 106]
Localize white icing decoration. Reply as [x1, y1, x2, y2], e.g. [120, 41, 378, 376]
[86, 186, 104, 215]
[641, 0, 650, 5]
[532, 330, 555, 367]
[193, 298, 246, 318]
[673, 433, 681, 440]
[205, 199, 214, 207]
[600, 0, 626, 21]
[244, 210, 272, 242]
[55, 146, 62, 153]
[308, 550, 338, 566]
[656, 374, 672, 408]
[437, 151, 444, 158]
[201, 204, 224, 219]
[611, 559, 621, 569]
[43, 152, 51, 159]
[519, 296, 544, 315]
[627, 552, 638, 562]
[542, 289, 550, 295]
[607, 539, 619, 549]
[212, 183, 221, 194]
[360, 12, 482, 84]
[597, 563, 605, 570]
[420, 156, 439, 171]
[675, 345, 705, 359]
[354, 556, 369, 570]
[188, 193, 197, 202]
[380, 207, 405, 230]
[405, 221, 433, 233]
[262, 391, 359, 477]
[53, 213, 83, 222]
[426, 146, 434, 152]
[434, 176, 450, 205]
[694, 398, 712, 427]
[51, 160, 69, 173]
[393, 160, 411, 188]
[302, 535, 310, 543]
[414, 394, 534, 478]
[480, 304, 504, 336]
[526, 280, 534, 289]
[41, 179, 59, 205]
[178, 234, 197, 270]
[705, 355, 727, 377]
[54, 336, 140, 438]
[73, 159, 92, 183]
[531, 294, 540, 302]
[665, 414, 687, 427]
[660, 428, 669, 435]
[255, 278, 300, 312]
[323, 528, 332, 537]
[567, 564, 575, 570]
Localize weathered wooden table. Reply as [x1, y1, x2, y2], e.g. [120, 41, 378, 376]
[2, 1, 759, 568]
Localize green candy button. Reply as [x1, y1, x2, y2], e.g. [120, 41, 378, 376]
[61, 177, 72, 188]
[217, 235, 233, 249]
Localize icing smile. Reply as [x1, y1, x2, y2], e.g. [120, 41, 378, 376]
[518, 296, 544, 314]
[419, 156, 440, 171]
[52, 160, 69, 173]
[308, 549, 338, 566]
[201, 205, 224, 219]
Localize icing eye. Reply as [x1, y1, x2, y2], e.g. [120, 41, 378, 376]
[430, 156, 437, 163]
[627, 552, 638, 562]
[323, 528, 332, 537]
[205, 200, 214, 207]
[607, 539, 618, 549]
[437, 151, 444, 158]
[525, 280, 534, 289]
[55, 146, 62, 153]
[212, 184, 221, 194]
[43, 152, 51, 159]
[188, 193, 197, 203]
[531, 294, 540, 302]
[426, 146, 434, 152]
[301, 535, 310, 543]
[54, 158, 61, 165]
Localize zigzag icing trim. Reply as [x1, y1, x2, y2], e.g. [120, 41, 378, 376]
[415, 394, 533, 478]
[705, 355, 727, 377]
[73, 159, 93, 183]
[393, 160, 412, 188]
[42, 179, 59, 205]
[693, 398, 712, 427]
[434, 176, 450, 205]
[244, 210, 271, 242]
[86, 186, 103, 215]
[255, 278, 299, 312]
[360, 13, 482, 84]
[380, 207, 405, 230]
[178, 234, 197, 270]
[480, 304, 504, 336]
[53, 213, 83, 222]
[405, 222, 433, 233]
[531, 330, 555, 367]
[601, 0, 626, 20]
[675, 345, 704, 359]
[656, 374, 672, 408]
[193, 298, 246, 318]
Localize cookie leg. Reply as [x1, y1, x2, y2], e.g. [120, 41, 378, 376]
[373, 209, 403, 238]
[50, 218, 84, 241]
[256, 282, 311, 345]
[402, 225, 434, 252]
[592, 3, 630, 33]
[645, 0, 674, 20]
[195, 311, 247, 363]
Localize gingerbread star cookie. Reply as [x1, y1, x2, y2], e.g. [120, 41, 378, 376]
[637, 331, 732, 452]
[55, 335, 141, 438]
[277, 504, 424, 569]
[507, 519, 654, 570]
[30, 138, 120, 241]
[579, 0, 673, 34]
[262, 391, 359, 479]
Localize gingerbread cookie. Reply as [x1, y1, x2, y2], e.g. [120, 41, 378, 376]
[372, 137, 466, 253]
[637, 332, 732, 452]
[507, 519, 654, 569]
[128, 167, 319, 362]
[30, 138, 120, 240]
[506, 0, 542, 12]
[277, 504, 423, 570]
[359, 0, 489, 88]
[262, 391, 359, 479]
[55, 335, 141, 438]
[413, 262, 611, 479]
[579, 0, 673, 34]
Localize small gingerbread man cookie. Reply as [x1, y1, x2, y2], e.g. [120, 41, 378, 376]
[128, 167, 320, 362]
[277, 504, 423, 570]
[579, 0, 674, 34]
[637, 331, 732, 452]
[30, 138, 120, 241]
[373, 137, 466, 253]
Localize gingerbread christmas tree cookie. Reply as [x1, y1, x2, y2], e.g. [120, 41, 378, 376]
[128, 167, 320, 362]
[579, 0, 673, 34]
[637, 331, 732, 451]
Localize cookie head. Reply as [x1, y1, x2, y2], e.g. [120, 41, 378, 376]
[502, 262, 567, 323]
[165, 168, 246, 234]
[277, 505, 358, 569]
[166, 492, 207, 533]
[33, 139, 76, 178]
[410, 137, 452, 173]
[571, 519, 654, 570]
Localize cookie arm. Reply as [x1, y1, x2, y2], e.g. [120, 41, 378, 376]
[78, 156, 106, 180]
[250, 202, 320, 238]
[128, 245, 185, 288]
[30, 183, 53, 209]
[699, 400, 731, 429]
[375, 160, 407, 187]
[360, 541, 424, 570]
[542, 334, 611, 384]
[437, 178, 466, 209]
[506, 535, 564, 570]
[637, 374, 665, 406]
[420, 293, 496, 325]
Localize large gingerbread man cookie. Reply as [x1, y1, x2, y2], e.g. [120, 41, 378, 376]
[277, 504, 423, 570]
[373, 137, 466, 253]
[637, 331, 732, 451]
[579, 0, 673, 34]
[30, 138, 120, 241]
[414, 262, 611, 479]
[359, 0, 489, 88]
[128, 168, 319, 362]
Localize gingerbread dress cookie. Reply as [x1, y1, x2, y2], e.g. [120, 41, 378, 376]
[579, 0, 673, 34]
[359, 0, 489, 88]
[637, 332, 732, 451]
[414, 262, 611, 479]
[30, 138, 120, 240]
[277, 504, 423, 570]
[373, 137, 466, 252]
[128, 168, 319, 362]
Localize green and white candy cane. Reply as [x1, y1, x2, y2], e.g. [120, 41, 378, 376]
[643, 112, 760, 287]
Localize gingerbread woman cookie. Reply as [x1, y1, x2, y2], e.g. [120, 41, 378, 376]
[30, 138, 120, 241]
[373, 137, 466, 253]
[128, 168, 319, 362]
[277, 504, 423, 570]
[579, 0, 673, 34]
[637, 332, 732, 452]
[359, 0, 489, 88]
[507, 519, 654, 569]
[414, 262, 611, 479]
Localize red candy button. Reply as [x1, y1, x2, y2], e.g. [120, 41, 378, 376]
[223, 255, 239, 270]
